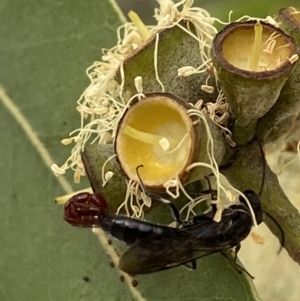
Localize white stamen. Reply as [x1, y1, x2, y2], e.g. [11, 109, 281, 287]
[159, 137, 170, 151]
[105, 171, 114, 182]
[134, 76, 143, 94]
[141, 192, 152, 207]
[51, 164, 66, 175]
[289, 54, 299, 64]
[201, 85, 214, 93]
[74, 167, 82, 183]
[178, 66, 197, 76]
[94, 107, 109, 115]
[61, 138, 73, 145]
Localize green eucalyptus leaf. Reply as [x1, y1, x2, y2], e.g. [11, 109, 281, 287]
[0, 1, 129, 300]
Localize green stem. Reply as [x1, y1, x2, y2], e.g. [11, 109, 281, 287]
[222, 140, 300, 264]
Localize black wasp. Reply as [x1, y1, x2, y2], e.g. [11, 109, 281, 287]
[63, 166, 263, 275]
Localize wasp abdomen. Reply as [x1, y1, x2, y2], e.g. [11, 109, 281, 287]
[100, 214, 169, 245]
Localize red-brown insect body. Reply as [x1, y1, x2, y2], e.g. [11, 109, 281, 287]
[64, 192, 108, 227]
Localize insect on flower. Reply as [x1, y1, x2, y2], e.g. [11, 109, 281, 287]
[63, 138, 287, 275]
[63, 174, 263, 275]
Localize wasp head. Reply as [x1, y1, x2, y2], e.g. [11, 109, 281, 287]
[239, 190, 263, 225]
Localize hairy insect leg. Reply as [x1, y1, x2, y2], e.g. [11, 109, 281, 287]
[136, 165, 183, 225]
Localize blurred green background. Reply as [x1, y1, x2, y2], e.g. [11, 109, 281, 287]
[118, 0, 300, 24]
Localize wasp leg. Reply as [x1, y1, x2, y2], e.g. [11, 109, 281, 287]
[204, 176, 216, 200]
[136, 165, 183, 225]
[233, 243, 241, 264]
[234, 245, 254, 279]
[183, 260, 197, 270]
[220, 248, 254, 279]
[264, 211, 284, 254]
[204, 176, 217, 213]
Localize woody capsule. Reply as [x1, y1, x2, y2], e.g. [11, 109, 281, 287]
[211, 20, 299, 146]
[114, 92, 228, 192]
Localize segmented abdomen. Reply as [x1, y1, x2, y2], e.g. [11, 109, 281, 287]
[100, 214, 171, 245]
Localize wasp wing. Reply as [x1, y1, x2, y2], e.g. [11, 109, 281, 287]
[119, 211, 245, 274]
[119, 230, 220, 274]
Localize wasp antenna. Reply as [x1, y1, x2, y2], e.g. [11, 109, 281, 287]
[135, 165, 182, 225]
[256, 138, 266, 198]
[254, 138, 284, 253]
[136, 164, 146, 192]
[264, 211, 285, 253]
